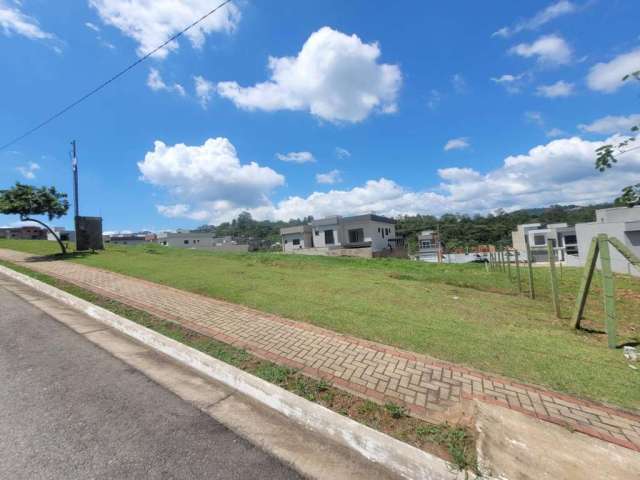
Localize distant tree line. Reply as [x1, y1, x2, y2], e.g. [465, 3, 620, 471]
[190, 204, 612, 251]
[396, 204, 611, 252]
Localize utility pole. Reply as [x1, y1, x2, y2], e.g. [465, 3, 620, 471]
[71, 140, 79, 218]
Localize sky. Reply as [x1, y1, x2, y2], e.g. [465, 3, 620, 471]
[1, 0, 640, 232]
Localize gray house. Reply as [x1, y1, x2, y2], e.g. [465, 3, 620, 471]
[156, 232, 249, 252]
[568, 206, 640, 276]
[280, 214, 404, 257]
[511, 222, 578, 262]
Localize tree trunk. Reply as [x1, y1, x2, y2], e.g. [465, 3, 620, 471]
[23, 217, 67, 255]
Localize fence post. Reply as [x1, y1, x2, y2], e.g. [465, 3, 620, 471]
[547, 239, 561, 318]
[515, 250, 522, 294]
[500, 248, 505, 272]
[571, 237, 598, 329]
[506, 249, 512, 282]
[525, 239, 535, 299]
[598, 234, 617, 348]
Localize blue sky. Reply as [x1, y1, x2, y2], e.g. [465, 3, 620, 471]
[1, 0, 639, 232]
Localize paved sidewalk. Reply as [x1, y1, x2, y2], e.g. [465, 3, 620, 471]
[1, 248, 639, 452]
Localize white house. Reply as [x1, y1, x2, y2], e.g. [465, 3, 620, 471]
[569, 206, 640, 276]
[156, 232, 249, 252]
[280, 214, 404, 257]
[511, 222, 578, 262]
[280, 225, 313, 252]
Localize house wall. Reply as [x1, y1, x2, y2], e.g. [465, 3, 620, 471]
[574, 222, 640, 276]
[312, 226, 341, 248]
[282, 233, 307, 252]
[342, 220, 395, 251]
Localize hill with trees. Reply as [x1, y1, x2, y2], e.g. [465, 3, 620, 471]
[190, 204, 611, 251]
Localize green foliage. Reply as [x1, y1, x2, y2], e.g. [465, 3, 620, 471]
[0, 182, 69, 220]
[595, 71, 640, 206]
[385, 402, 408, 419]
[397, 204, 610, 249]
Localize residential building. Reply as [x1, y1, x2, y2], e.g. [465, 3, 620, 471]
[511, 222, 578, 262]
[280, 225, 313, 252]
[280, 214, 405, 257]
[0, 226, 46, 240]
[48, 227, 76, 243]
[156, 232, 249, 252]
[416, 230, 441, 262]
[569, 206, 640, 276]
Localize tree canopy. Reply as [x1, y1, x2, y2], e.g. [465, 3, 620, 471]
[0, 183, 70, 253]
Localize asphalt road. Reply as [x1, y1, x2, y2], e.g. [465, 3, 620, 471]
[0, 286, 301, 480]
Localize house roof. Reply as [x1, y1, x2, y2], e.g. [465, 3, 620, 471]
[311, 214, 395, 227]
[280, 225, 311, 235]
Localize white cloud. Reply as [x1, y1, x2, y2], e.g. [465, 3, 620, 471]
[586, 48, 640, 93]
[89, 0, 241, 59]
[16, 161, 39, 179]
[216, 26, 401, 123]
[578, 114, 640, 135]
[451, 73, 467, 93]
[85, 21, 100, 32]
[193, 75, 214, 108]
[546, 128, 566, 137]
[426, 89, 442, 110]
[0, 1, 55, 41]
[510, 34, 572, 65]
[335, 147, 351, 159]
[147, 136, 640, 223]
[536, 80, 574, 97]
[139, 137, 285, 222]
[525, 111, 545, 127]
[275, 151, 315, 164]
[444, 137, 470, 151]
[491, 73, 528, 94]
[147, 68, 186, 96]
[316, 169, 342, 185]
[493, 1, 577, 38]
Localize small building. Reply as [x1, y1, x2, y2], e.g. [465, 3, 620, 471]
[511, 222, 578, 262]
[279, 214, 405, 258]
[280, 225, 313, 252]
[106, 234, 149, 246]
[416, 230, 441, 262]
[0, 226, 46, 240]
[569, 206, 640, 276]
[156, 232, 249, 252]
[48, 227, 76, 243]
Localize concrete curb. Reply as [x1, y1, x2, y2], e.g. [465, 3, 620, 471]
[0, 264, 470, 480]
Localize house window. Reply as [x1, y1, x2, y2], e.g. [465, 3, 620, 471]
[564, 235, 577, 245]
[348, 228, 364, 243]
[533, 234, 545, 246]
[324, 230, 335, 245]
[315, 230, 319, 236]
[292, 238, 300, 246]
[284, 239, 288, 244]
[184, 240, 189, 244]
[420, 240, 432, 249]
[378, 227, 381, 233]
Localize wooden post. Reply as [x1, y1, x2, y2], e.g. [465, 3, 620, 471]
[525, 239, 535, 299]
[506, 249, 512, 282]
[571, 237, 599, 329]
[515, 250, 522, 294]
[598, 234, 617, 349]
[547, 239, 561, 318]
[500, 249, 505, 272]
[607, 236, 640, 268]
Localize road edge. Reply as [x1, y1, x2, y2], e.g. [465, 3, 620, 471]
[0, 264, 471, 480]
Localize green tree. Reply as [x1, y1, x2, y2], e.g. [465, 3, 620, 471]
[0, 183, 70, 254]
[595, 70, 640, 206]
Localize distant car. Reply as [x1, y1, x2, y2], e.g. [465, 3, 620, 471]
[470, 254, 488, 263]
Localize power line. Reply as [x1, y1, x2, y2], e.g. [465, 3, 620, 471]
[0, 0, 234, 152]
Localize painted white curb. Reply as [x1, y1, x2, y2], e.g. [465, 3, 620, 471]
[0, 264, 469, 480]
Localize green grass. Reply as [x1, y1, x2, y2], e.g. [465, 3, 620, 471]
[1, 239, 639, 410]
[0, 260, 477, 472]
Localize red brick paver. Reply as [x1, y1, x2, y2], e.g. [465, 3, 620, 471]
[2, 248, 639, 452]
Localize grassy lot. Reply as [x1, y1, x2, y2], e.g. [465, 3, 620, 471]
[1, 239, 638, 410]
